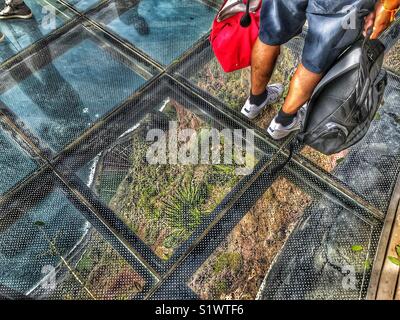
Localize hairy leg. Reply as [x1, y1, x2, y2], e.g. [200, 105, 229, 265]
[250, 38, 281, 95]
[282, 63, 323, 114]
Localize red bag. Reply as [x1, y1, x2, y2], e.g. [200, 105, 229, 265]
[210, 0, 261, 73]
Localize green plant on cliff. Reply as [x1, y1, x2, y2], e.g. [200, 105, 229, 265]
[164, 182, 208, 235]
[213, 252, 242, 274]
[34, 220, 96, 300]
[388, 244, 400, 266]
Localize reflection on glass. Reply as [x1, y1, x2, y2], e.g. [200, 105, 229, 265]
[0, 38, 146, 152]
[65, 0, 104, 12]
[0, 129, 37, 195]
[0, 188, 145, 300]
[0, 0, 74, 63]
[92, 0, 217, 64]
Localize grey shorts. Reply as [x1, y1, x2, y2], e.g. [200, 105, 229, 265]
[259, 0, 376, 73]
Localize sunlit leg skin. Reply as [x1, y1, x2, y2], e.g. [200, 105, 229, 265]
[281, 63, 323, 114]
[250, 38, 281, 95]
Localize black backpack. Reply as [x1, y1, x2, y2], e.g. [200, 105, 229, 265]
[297, 35, 387, 155]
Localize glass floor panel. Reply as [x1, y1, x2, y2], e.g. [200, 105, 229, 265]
[258, 172, 382, 300]
[63, 0, 106, 13]
[0, 0, 76, 64]
[0, 23, 157, 154]
[0, 123, 38, 196]
[70, 79, 268, 269]
[0, 179, 155, 300]
[384, 43, 400, 75]
[89, 0, 217, 65]
[189, 176, 311, 300]
[45, 229, 148, 300]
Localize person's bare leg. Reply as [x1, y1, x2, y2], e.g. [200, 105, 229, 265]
[250, 38, 281, 95]
[241, 38, 284, 119]
[267, 63, 323, 139]
[281, 63, 323, 114]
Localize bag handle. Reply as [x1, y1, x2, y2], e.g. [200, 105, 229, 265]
[240, 0, 251, 27]
[266, 138, 300, 178]
[357, 28, 380, 106]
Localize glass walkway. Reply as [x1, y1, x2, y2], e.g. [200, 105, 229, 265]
[0, 0, 399, 300]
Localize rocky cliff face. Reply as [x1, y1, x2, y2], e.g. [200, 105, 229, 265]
[189, 177, 311, 299]
[260, 196, 379, 300]
[384, 41, 400, 75]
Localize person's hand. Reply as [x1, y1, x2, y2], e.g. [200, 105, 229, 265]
[363, 8, 376, 36]
[364, 1, 398, 39]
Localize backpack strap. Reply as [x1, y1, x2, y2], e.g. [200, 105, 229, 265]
[313, 47, 362, 100]
[267, 138, 301, 176]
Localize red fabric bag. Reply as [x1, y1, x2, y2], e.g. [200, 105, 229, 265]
[210, 0, 262, 73]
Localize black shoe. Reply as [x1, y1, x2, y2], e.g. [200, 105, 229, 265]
[0, 33, 4, 42]
[0, 2, 32, 20]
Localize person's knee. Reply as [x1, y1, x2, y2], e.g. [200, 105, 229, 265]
[271, 42, 281, 57]
[259, 28, 298, 47]
[301, 58, 326, 74]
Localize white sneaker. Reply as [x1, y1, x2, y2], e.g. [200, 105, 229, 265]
[267, 113, 302, 140]
[241, 83, 284, 120]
